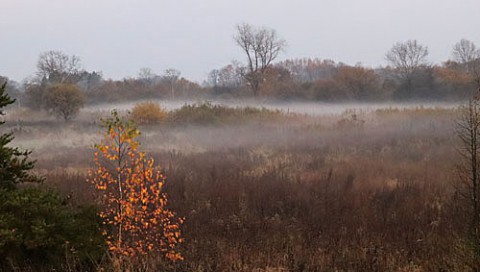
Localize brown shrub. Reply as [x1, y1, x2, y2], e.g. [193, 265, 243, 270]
[130, 102, 167, 124]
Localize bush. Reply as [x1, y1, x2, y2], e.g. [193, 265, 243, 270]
[130, 102, 167, 124]
[42, 84, 85, 121]
[169, 102, 284, 125]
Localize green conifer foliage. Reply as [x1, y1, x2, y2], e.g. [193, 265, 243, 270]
[0, 82, 42, 190]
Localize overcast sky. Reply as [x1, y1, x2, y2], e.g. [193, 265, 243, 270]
[1, 0, 479, 83]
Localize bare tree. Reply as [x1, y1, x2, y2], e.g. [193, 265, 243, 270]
[453, 39, 479, 65]
[37, 50, 81, 83]
[215, 63, 244, 88]
[386, 40, 429, 94]
[138, 67, 156, 85]
[453, 39, 480, 87]
[208, 69, 220, 87]
[234, 23, 286, 96]
[163, 68, 181, 99]
[456, 93, 480, 246]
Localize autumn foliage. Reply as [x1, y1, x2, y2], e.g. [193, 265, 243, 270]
[131, 102, 167, 125]
[88, 111, 183, 267]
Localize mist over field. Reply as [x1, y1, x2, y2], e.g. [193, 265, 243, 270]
[2, 97, 467, 271]
[2, 0, 480, 270]
[85, 99, 462, 115]
[2, 35, 479, 272]
[6, 100, 459, 177]
[2, 74, 478, 271]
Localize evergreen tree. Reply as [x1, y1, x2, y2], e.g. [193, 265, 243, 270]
[0, 82, 104, 271]
[0, 82, 42, 190]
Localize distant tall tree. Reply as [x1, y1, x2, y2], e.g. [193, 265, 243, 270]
[42, 84, 85, 122]
[234, 23, 286, 96]
[138, 67, 156, 85]
[76, 70, 104, 91]
[452, 39, 480, 88]
[163, 68, 181, 99]
[24, 51, 90, 111]
[37, 50, 81, 83]
[208, 69, 220, 87]
[0, 82, 42, 190]
[453, 39, 479, 66]
[278, 58, 337, 82]
[259, 66, 297, 98]
[213, 64, 244, 88]
[386, 40, 429, 96]
[333, 65, 383, 100]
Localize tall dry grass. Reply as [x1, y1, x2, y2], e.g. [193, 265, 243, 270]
[10, 104, 475, 271]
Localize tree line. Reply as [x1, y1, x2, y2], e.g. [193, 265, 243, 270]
[208, 26, 479, 101]
[1, 24, 479, 121]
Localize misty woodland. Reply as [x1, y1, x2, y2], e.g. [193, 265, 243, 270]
[2, 22, 480, 272]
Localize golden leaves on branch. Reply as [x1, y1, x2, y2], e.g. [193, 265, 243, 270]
[87, 110, 183, 263]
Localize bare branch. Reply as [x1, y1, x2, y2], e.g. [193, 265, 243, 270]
[234, 23, 286, 96]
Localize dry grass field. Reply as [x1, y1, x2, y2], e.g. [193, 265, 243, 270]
[3, 102, 475, 271]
